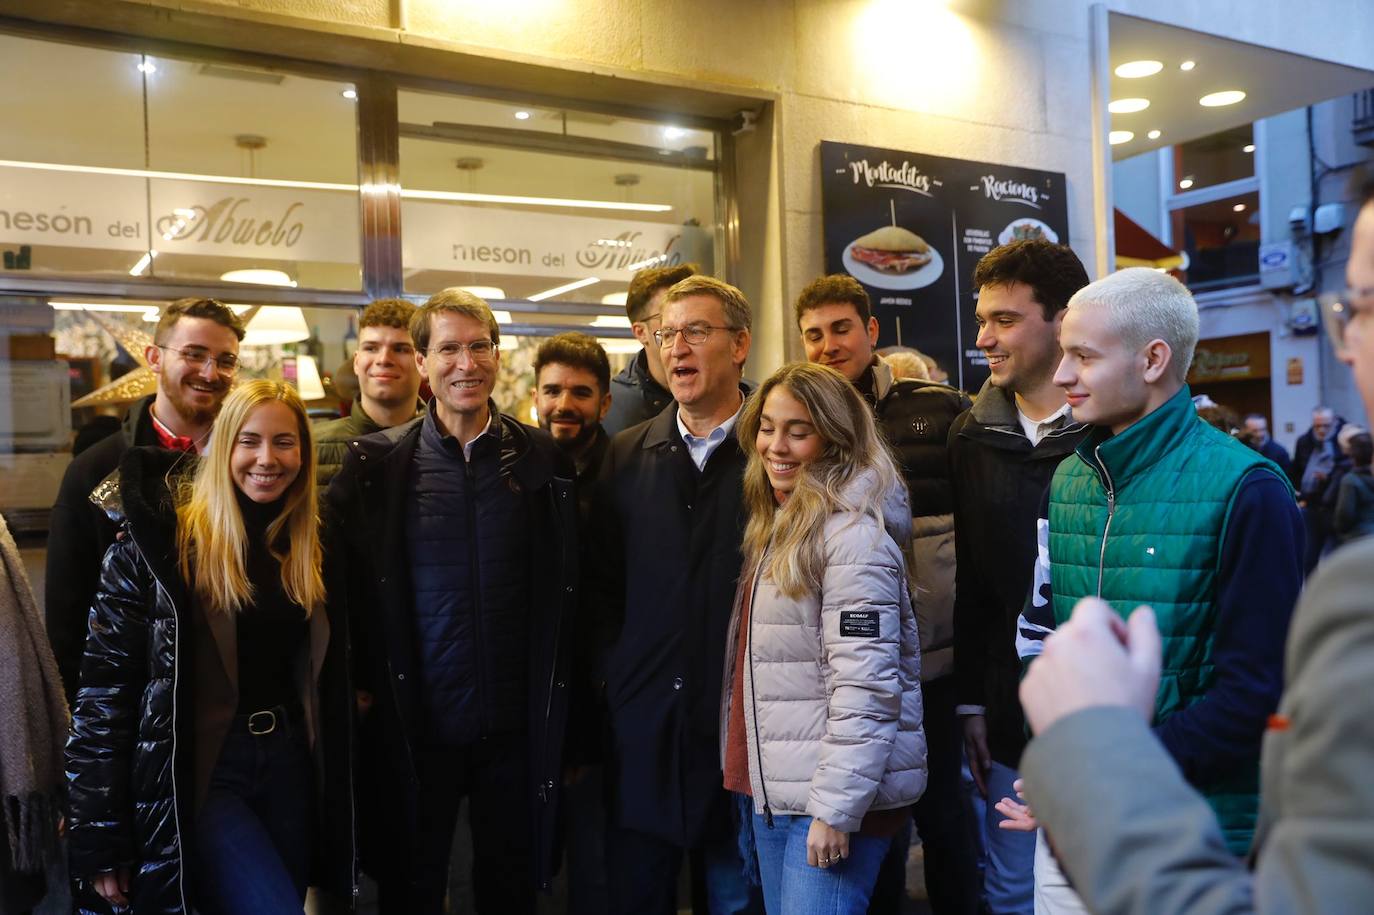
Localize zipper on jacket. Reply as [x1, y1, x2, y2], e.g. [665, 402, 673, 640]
[465, 457, 488, 734]
[142, 554, 190, 914]
[1093, 444, 1117, 596]
[539, 481, 571, 808]
[744, 563, 774, 828]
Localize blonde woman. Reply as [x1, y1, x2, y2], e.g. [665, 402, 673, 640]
[65, 380, 355, 914]
[722, 362, 927, 914]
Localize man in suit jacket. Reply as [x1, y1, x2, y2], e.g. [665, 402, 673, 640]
[1011, 182, 1374, 914]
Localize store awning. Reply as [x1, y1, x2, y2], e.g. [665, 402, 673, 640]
[1114, 208, 1187, 271]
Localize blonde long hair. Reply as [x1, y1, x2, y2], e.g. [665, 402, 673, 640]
[176, 379, 324, 616]
[738, 362, 902, 599]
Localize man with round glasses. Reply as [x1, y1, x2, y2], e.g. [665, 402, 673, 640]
[325, 287, 578, 913]
[46, 296, 245, 704]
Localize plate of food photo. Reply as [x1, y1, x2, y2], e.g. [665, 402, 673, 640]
[842, 225, 945, 290]
[998, 217, 1058, 246]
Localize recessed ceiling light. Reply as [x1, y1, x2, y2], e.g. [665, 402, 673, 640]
[1179, 177, 1195, 190]
[1115, 60, 1163, 79]
[1200, 90, 1246, 107]
[341, 88, 357, 100]
[1109, 130, 1135, 146]
[1180, 60, 1196, 71]
[1108, 98, 1151, 114]
[137, 60, 156, 75]
[1243, 144, 1256, 153]
[663, 126, 686, 140]
[220, 268, 297, 287]
[1147, 129, 1162, 140]
[1233, 203, 1247, 212]
[514, 110, 531, 121]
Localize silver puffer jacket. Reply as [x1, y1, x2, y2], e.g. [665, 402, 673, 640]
[720, 472, 927, 832]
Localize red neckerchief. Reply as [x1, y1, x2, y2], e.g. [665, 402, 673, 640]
[149, 408, 197, 453]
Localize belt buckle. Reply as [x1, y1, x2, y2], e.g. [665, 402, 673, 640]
[247, 709, 277, 736]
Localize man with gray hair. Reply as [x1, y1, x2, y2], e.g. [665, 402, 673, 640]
[1004, 268, 1304, 912]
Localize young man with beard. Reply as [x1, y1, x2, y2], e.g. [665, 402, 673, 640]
[326, 288, 577, 914]
[45, 297, 244, 704]
[1008, 268, 1304, 914]
[947, 240, 1091, 915]
[1007, 185, 1374, 915]
[314, 297, 424, 487]
[794, 274, 977, 915]
[588, 275, 763, 915]
[532, 332, 612, 512]
[603, 262, 698, 436]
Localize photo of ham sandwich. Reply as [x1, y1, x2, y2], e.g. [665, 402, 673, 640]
[847, 226, 933, 274]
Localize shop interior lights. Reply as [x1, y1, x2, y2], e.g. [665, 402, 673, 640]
[1180, 60, 1196, 71]
[1108, 98, 1150, 114]
[528, 277, 600, 302]
[1147, 129, 1162, 140]
[1109, 130, 1134, 146]
[1114, 60, 1163, 79]
[1199, 90, 1246, 107]
[1243, 144, 1256, 153]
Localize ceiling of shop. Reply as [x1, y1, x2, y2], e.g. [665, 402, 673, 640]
[1108, 13, 1374, 161]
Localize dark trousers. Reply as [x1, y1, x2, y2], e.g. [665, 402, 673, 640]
[869, 675, 982, 915]
[564, 766, 609, 914]
[376, 736, 535, 915]
[605, 817, 763, 915]
[194, 712, 313, 915]
[1303, 505, 1332, 574]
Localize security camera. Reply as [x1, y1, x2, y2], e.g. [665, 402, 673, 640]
[732, 109, 759, 137]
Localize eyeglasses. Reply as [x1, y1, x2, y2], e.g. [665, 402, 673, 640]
[653, 323, 739, 347]
[157, 344, 239, 375]
[1318, 286, 1374, 359]
[427, 339, 498, 363]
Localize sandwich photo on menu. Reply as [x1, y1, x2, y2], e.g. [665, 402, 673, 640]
[847, 225, 933, 274]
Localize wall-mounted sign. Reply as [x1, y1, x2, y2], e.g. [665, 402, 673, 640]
[820, 141, 1069, 391]
[1187, 331, 1271, 384]
[0, 164, 706, 282]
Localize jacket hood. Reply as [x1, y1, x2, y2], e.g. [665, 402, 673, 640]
[838, 467, 912, 550]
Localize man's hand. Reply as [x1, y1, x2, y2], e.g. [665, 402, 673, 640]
[961, 714, 991, 797]
[92, 865, 132, 907]
[806, 819, 850, 869]
[1020, 597, 1161, 736]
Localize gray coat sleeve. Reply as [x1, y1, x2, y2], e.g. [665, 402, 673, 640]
[1021, 536, 1374, 915]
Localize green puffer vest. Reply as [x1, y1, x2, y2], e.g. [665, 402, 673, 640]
[1048, 385, 1289, 854]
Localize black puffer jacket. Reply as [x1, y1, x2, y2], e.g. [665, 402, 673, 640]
[862, 360, 971, 681]
[64, 447, 357, 914]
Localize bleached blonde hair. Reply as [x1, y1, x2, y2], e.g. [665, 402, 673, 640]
[1067, 267, 1200, 382]
[176, 379, 323, 617]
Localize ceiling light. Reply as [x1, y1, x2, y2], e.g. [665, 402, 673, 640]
[457, 286, 507, 300]
[1199, 90, 1246, 107]
[341, 88, 358, 100]
[1180, 60, 1196, 71]
[129, 250, 157, 276]
[1243, 144, 1256, 153]
[50, 302, 161, 318]
[514, 110, 531, 121]
[600, 292, 629, 307]
[220, 268, 297, 287]
[592, 314, 632, 328]
[1233, 203, 1247, 212]
[1179, 177, 1195, 189]
[528, 277, 600, 302]
[137, 60, 156, 75]
[598, 337, 643, 355]
[663, 126, 686, 140]
[0, 160, 674, 214]
[243, 306, 311, 346]
[1108, 98, 1150, 114]
[1114, 60, 1163, 79]
[1109, 130, 1135, 146]
[1147, 129, 1162, 140]
[492, 310, 513, 324]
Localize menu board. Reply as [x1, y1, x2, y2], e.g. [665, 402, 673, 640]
[820, 141, 1069, 392]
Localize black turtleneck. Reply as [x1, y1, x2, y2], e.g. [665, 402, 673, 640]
[234, 490, 308, 715]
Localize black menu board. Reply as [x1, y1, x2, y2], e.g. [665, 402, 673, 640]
[820, 140, 1070, 392]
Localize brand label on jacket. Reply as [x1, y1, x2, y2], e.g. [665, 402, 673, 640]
[839, 610, 880, 638]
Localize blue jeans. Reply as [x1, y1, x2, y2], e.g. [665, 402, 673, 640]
[750, 812, 890, 915]
[194, 712, 313, 915]
[984, 760, 1035, 914]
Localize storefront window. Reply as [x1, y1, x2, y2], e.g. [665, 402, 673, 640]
[0, 32, 363, 291]
[1170, 190, 1261, 292]
[1173, 124, 1255, 193]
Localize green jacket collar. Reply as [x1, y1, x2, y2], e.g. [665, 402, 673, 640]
[1077, 385, 1198, 489]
